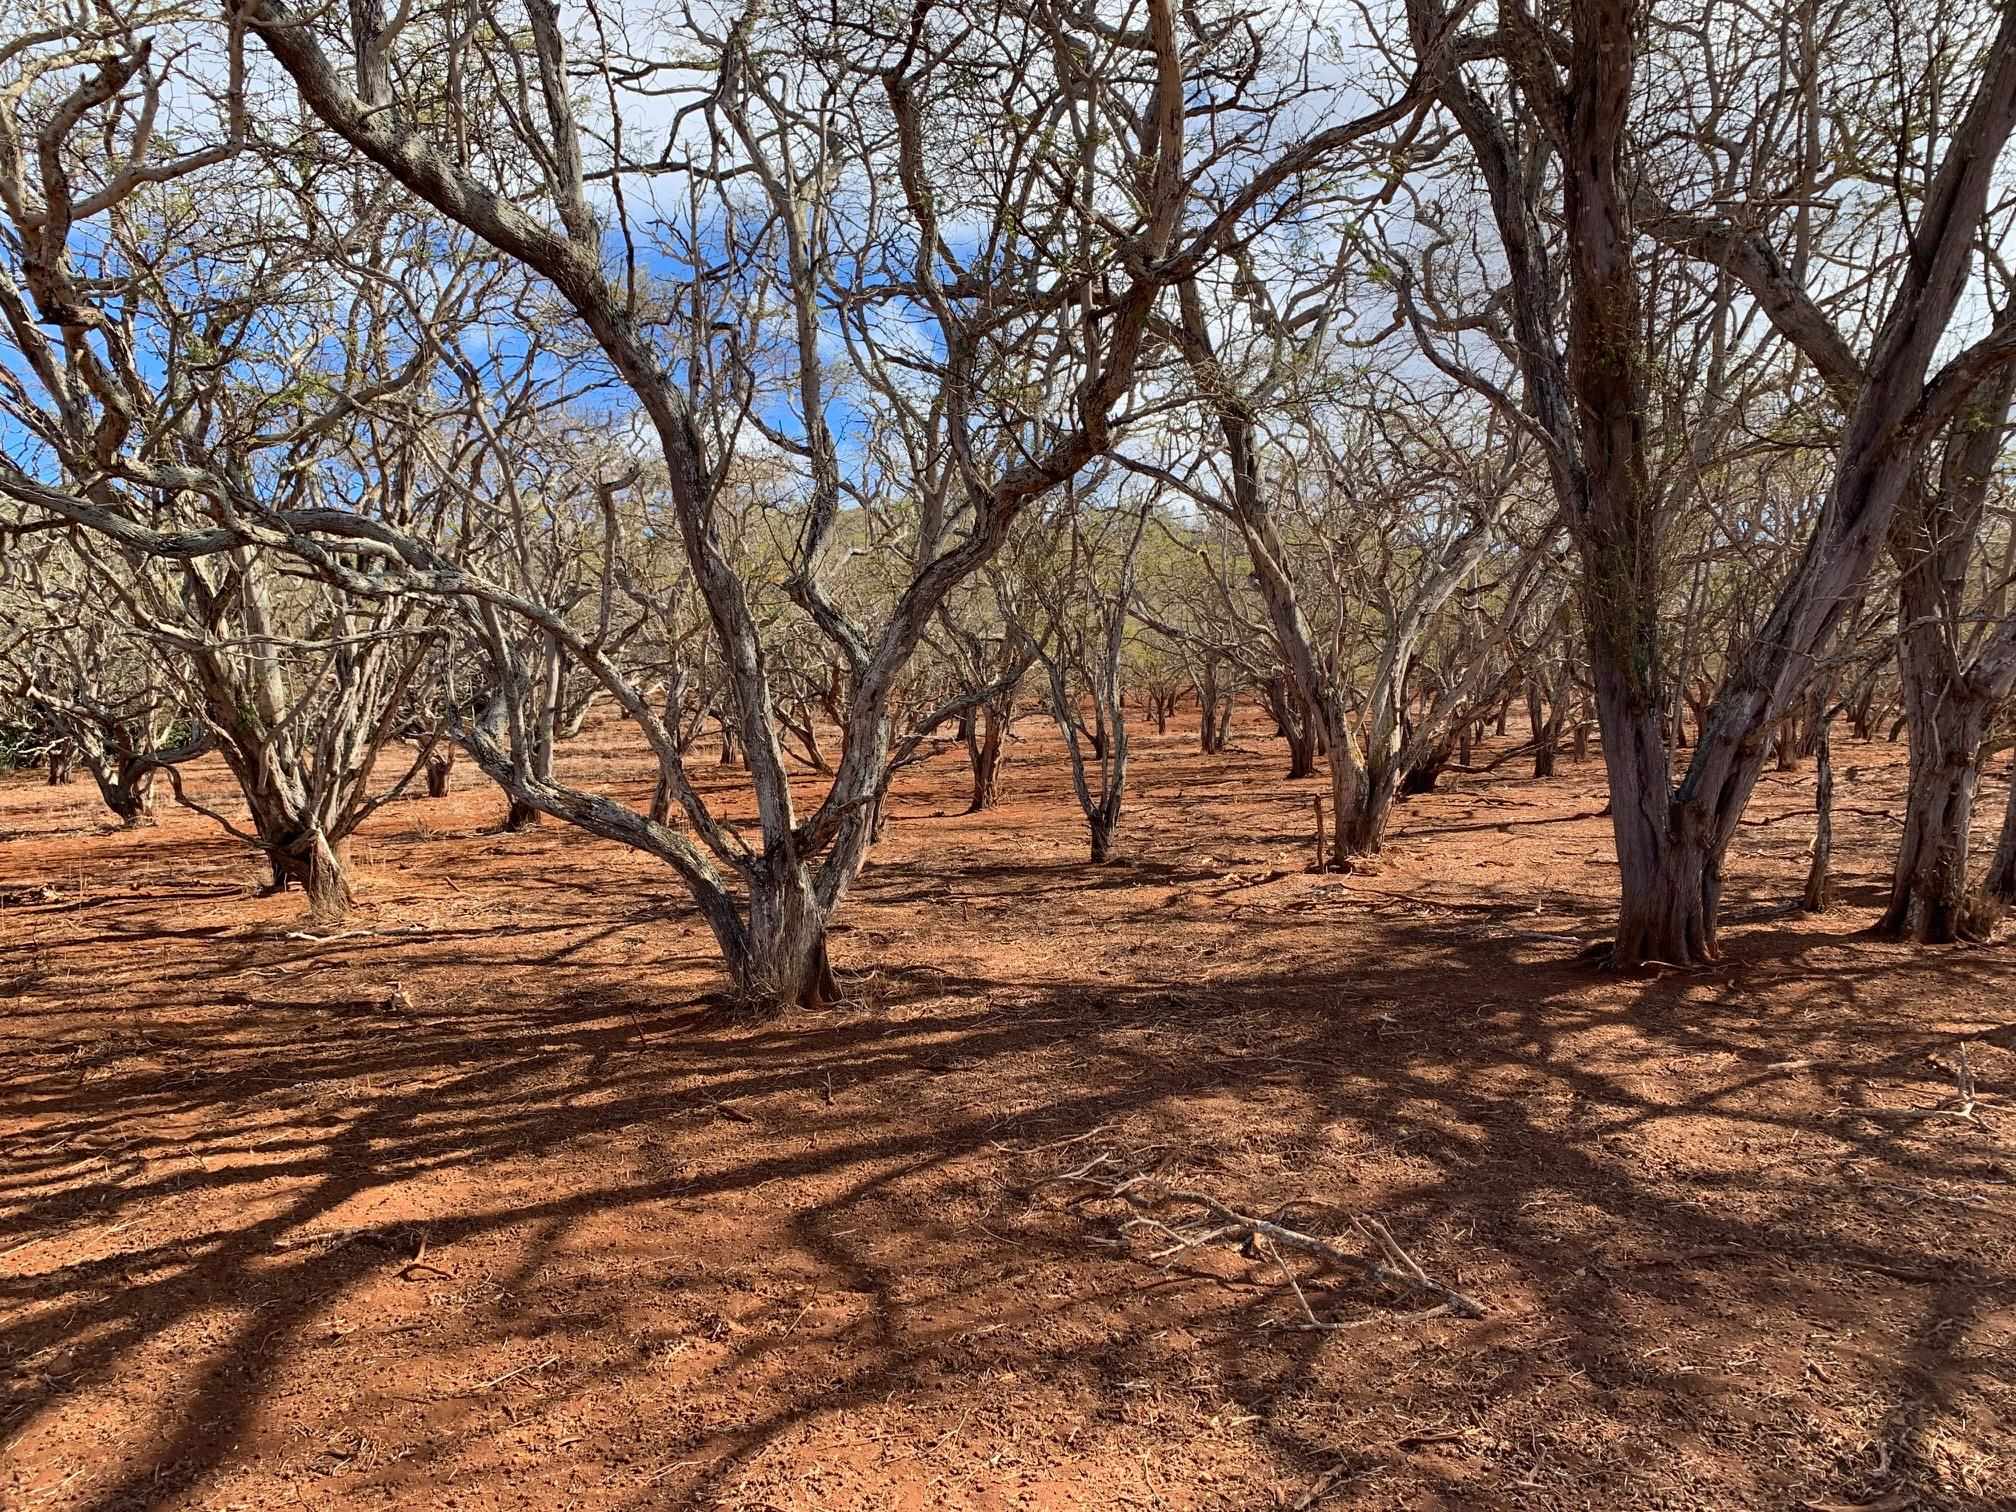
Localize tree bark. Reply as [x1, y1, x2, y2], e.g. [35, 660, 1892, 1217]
[424, 748, 455, 798]
[1087, 796, 1122, 864]
[965, 703, 1006, 813]
[262, 828, 356, 922]
[1594, 652, 1724, 966]
[1875, 694, 1994, 941]
[733, 863, 837, 1011]
[1774, 717, 1798, 772]
[1803, 727, 1834, 913]
[84, 754, 157, 826]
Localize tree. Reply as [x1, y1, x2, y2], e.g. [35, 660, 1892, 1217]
[1002, 492, 1151, 863]
[1876, 373, 2016, 940]
[0, 545, 210, 825]
[223, 0, 1426, 1006]
[1401, 0, 2016, 965]
[0, 16, 473, 911]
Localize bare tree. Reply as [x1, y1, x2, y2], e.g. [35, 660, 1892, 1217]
[1400, 0, 2016, 965]
[0, 544, 210, 825]
[1002, 493, 1151, 863]
[1876, 373, 2016, 940]
[214, 0, 1424, 1006]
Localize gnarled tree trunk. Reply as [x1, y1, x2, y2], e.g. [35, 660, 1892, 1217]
[1974, 765, 2016, 931]
[965, 702, 1008, 813]
[424, 747, 455, 798]
[733, 862, 838, 1010]
[86, 756, 157, 827]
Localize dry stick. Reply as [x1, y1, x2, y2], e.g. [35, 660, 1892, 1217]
[1291, 1461, 1363, 1511]
[470, 1353, 559, 1393]
[1313, 794, 1326, 874]
[1256, 1234, 1389, 1332]
[1057, 1166, 1485, 1318]
[1849, 1043, 2001, 1130]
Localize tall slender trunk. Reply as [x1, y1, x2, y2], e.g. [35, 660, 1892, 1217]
[1803, 726, 1834, 912]
[1192, 666, 1220, 752]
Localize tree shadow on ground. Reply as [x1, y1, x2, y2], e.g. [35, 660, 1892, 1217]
[3, 868, 2011, 1511]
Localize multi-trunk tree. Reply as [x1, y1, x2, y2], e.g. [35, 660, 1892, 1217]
[1401, 0, 2016, 965]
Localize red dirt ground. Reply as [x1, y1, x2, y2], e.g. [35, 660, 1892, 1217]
[2, 712, 2012, 1511]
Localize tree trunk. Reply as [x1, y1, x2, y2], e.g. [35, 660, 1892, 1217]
[1973, 764, 2016, 932]
[1340, 762, 1400, 854]
[301, 835, 354, 922]
[965, 706, 1005, 813]
[1533, 722, 1557, 780]
[1088, 800, 1120, 864]
[1401, 748, 1451, 796]
[1285, 723, 1318, 780]
[87, 756, 157, 827]
[264, 828, 355, 922]
[424, 748, 455, 798]
[1803, 727, 1834, 912]
[1262, 675, 1290, 737]
[504, 796, 542, 831]
[46, 748, 75, 785]
[734, 865, 837, 1011]
[1194, 671, 1220, 752]
[1774, 717, 1798, 772]
[648, 767, 683, 827]
[1264, 670, 1318, 777]
[1874, 691, 1993, 942]
[1595, 658, 1724, 967]
[1850, 684, 1877, 741]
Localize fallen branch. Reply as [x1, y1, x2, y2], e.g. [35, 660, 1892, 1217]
[468, 1352, 559, 1393]
[1845, 1043, 2000, 1132]
[1039, 1156, 1486, 1319]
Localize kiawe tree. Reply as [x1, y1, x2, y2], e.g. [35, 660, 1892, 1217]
[1875, 371, 2016, 941]
[190, 0, 1434, 1007]
[1401, 0, 2016, 966]
[0, 14, 486, 913]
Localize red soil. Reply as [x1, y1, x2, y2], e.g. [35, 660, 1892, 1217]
[2, 714, 2012, 1510]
